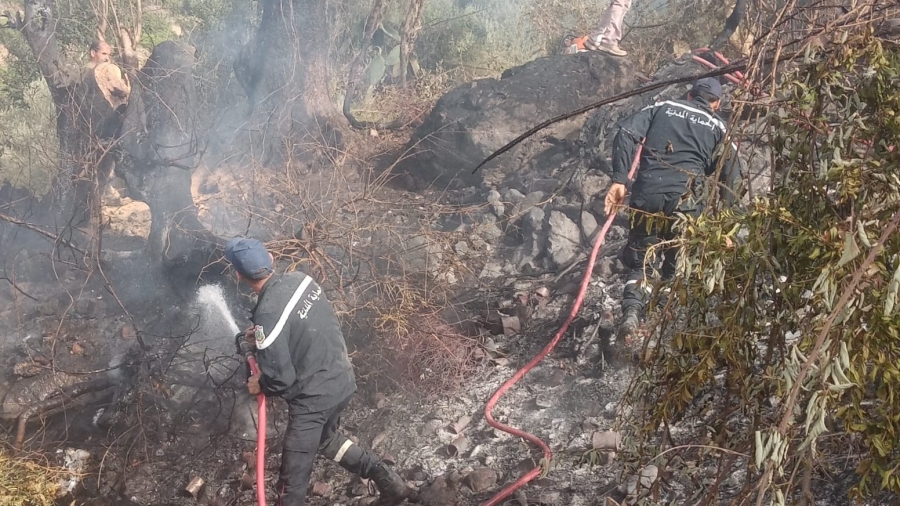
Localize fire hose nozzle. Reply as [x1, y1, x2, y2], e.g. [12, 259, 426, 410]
[235, 331, 251, 356]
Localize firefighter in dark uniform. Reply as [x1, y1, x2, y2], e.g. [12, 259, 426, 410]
[604, 77, 741, 340]
[225, 238, 411, 506]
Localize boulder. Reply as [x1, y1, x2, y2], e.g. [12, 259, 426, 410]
[547, 211, 581, 267]
[396, 52, 635, 190]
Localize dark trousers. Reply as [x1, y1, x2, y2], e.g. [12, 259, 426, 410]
[278, 396, 380, 506]
[621, 211, 678, 313]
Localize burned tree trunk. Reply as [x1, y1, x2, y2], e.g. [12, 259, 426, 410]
[399, 0, 425, 89]
[118, 41, 218, 271]
[236, 0, 347, 159]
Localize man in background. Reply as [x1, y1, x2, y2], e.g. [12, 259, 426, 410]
[584, 0, 632, 56]
[226, 237, 412, 506]
[87, 40, 111, 68]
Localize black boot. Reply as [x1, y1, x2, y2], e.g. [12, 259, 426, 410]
[369, 462, 412, 506]
[617, 306, 642, 343]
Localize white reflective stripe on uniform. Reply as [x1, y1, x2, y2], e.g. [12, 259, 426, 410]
[660, 100, 726, 131]
[332, 439, 354, 463]
[624, 279, 652, 293]
[257, 275, 313, 350]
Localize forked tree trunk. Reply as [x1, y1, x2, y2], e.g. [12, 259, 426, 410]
[118, 41, 219, 271]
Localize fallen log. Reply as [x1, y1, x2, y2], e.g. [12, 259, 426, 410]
[0, 376, 117, 451]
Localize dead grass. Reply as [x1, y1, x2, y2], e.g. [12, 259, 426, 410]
[0, 450, 66, 506]
[377, 310, 483, 397]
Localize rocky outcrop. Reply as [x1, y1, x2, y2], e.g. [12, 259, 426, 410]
[395, 52, 636, 190]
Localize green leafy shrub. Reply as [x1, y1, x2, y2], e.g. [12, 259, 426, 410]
[624, 34, 900, 504]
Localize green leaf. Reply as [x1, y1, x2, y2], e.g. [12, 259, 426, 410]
[857, 220, 872, 248]
[837, 232, 860, 269]
[384, 45, 401, 67]
[367, 55, 386, 86]
[884, 261, 900, 315]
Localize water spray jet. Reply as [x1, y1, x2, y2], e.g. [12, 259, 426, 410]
[196, 285, 267, 506]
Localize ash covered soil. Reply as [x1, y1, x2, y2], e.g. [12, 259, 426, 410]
[0, 159, 644, 506]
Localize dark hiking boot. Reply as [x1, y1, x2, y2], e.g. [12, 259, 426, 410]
[617, 307, 641, 343]
[370, 463, 412, 505]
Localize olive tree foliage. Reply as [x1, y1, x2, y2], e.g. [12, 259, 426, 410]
[621, 35, 900, 504]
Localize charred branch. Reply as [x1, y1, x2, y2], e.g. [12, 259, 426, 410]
[0, 376, 117, 451]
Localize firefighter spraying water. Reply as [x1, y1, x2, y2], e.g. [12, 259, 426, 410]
[224, 238, 412, 506]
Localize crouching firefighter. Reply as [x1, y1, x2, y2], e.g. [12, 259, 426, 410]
[603, 77, 742, 342]
[225, 237, 413, 506]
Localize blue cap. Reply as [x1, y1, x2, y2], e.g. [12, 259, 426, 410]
[224, 238, 273, 280]
[691, 77, 723, 99]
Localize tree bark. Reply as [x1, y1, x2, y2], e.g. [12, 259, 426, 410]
[118, 41, 219, 271]
[399, 0, 425, 89]
[236, 0, 347, 160]
[3, 0, 78, 205]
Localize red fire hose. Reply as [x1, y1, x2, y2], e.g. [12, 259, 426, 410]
[247, 355, 267, 506]
[691, 52, 743, 86]
[481, 144, 644, 506]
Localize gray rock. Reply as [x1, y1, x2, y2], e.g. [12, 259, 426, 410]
[596, 256, 615, 279]
[581, 211, 600, 242]
[527, 178, 559, 195]
[464, 468, 499, 494]
[537, 490, 562, 505]
[502, 188, 526, 207]
[639, 464, 659, 489]
[487, 190, 505, 217]
[479, 262, 504, 279]
[481, 224, 504, 241]
[402, 234, 444, 276]
[419, 476, 459, 506]
[454, 241, 469, 256]
[573, 171, 610, 200]
[547, 211, 580, 267]
[618, 464, 659, 497]
[513, 208, 547, 272]
[518, 191, 547, 218]
[514, 489, 528, 506]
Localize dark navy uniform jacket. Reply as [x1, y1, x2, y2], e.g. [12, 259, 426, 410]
[252, 272, 356, 414]
[610, 97, 741, 214]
